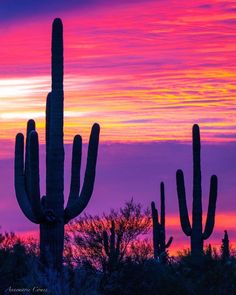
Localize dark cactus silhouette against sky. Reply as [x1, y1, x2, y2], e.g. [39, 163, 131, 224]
[151, 182, 173, 261]
[14, 19, 100, 268]
[176, 124, 217, 261]
[0, 0, 236, 253]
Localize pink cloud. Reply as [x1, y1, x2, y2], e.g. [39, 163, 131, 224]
[0, 1, 236, 143]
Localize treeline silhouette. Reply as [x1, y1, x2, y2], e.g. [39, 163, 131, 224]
[0, 17, 234, 295]
[0, 200, 235, 294]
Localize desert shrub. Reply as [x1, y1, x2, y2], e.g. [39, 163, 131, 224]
[100, 259, 191, 295]
[65, 199, 151, 271]
[0, 240, 32, 292]
[175, 250, 236, 295]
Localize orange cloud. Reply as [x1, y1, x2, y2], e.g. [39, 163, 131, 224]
[0, 1, 236, 146]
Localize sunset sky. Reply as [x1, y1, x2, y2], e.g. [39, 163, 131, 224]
[0, 0, 236, 253]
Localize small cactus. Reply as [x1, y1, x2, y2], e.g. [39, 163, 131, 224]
[221, 230, 230, 261]
[176, 124, 218, 262]
[103, 220, 123, 272]
[151, 182, 173, 262]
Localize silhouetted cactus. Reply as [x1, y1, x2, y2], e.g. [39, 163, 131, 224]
[176, 124, 218, 261]
[14, 18, 100, 269]
[221, 230, 230, 261]
[103, 220, 123, 272]
[151, 182, 173, 262]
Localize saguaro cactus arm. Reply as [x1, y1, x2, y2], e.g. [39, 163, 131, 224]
[15, 128, 44, 224]
[64, 123, 100, 223]
[203, 175, 218, 239]
[29, 131, 44, 221]
[15, 133, 38, 223]
[160, 182, 165, 229]
[25, 119, 35, 197]
[46, 93, 51, 154]
[176, 169, 192, 236]
[151, 201, 160, 258]
[67, 135, 82, 207]
[79, 123, 100, 203]
[165, 236, 173, 248]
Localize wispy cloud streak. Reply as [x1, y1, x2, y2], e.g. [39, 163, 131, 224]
[0, 1, 236, 143]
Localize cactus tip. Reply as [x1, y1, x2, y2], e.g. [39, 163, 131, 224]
[151, 201, 156, 210]
[16, 132, 23, 139]
[27, 119, 35, 129]
[176, 169, 183, 177]
[193, 124, 199, 131]
[211, 174, 217, 181]
[160, 182, 164, 191]
[53, 18, 63, 26]
[192, 124, 200, 140]
[93, 123, 100, 132]
[74, 134, 82, 143]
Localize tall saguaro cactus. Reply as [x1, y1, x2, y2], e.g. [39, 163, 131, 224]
[176, 124, 217, 261]
[151, 182, 173, 262]
[14, 18, 100, 269]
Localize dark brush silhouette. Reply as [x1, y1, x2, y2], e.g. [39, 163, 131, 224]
[176, 124, 218, 262]
[103, 220, 123, 272]
[14, 18, 100, 269]
[2, 229, 236, 294]
[221, 230, 230, 261]
[65, 200, 151, 270]
[151, 182, 173, 262]
[205, 243, 212, 259]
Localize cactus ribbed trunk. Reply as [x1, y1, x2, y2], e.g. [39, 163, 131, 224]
[160, 182, 166, 253]
[14, 18, 100, 270]
[40, 19, 64, 268]
[151, 202, 159, 259]
[40, 222, 64, 268]
[191, 126, 203, 258]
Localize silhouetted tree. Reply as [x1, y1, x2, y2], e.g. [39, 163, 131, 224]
[66, 200, 151, 270]
[0, 232, 34, 291]
[129, 239, 152, 263]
